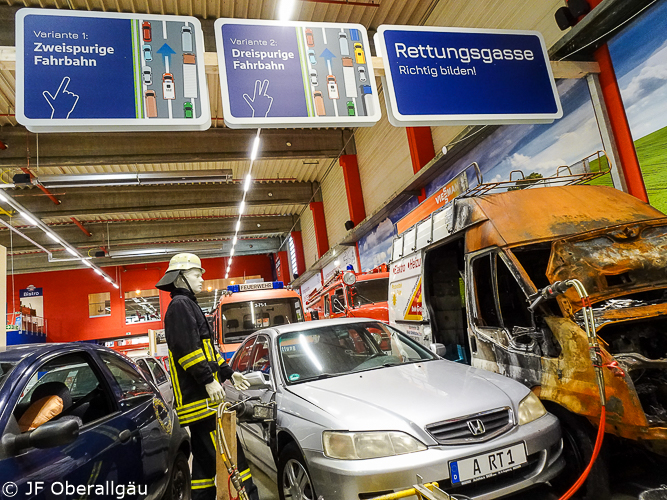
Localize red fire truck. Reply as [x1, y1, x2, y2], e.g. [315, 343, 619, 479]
[304, 266, 389, 322]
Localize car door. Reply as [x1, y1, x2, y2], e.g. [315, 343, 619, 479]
[0, 350, 144, 499]
[237, 335, 276, 470]
[223, 337, 257, 453]
[97, 352, 174, 497]
[145, 357, 174, 408]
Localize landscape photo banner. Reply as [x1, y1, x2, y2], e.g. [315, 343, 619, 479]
[16, 8, 210, 132]
[375, 25, 562, 127]
[215, 19, 381, 128]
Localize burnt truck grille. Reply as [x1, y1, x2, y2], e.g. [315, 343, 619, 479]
[426, 407, 513, 445]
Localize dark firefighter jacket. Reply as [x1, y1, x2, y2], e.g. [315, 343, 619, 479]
[165, 289, 234, 425]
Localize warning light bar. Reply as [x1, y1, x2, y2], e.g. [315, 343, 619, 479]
[227, 281, 284, 293]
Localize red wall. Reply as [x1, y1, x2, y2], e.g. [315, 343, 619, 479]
[7, 254, 274, 343]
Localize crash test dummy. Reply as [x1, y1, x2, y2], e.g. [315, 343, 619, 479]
[156, 253, 260, 500]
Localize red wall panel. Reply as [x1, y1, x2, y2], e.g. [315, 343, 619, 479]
[7, 254, 274, 343]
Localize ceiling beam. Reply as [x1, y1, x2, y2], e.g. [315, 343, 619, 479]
[4, 182, 312, 219]
[0, 215, 293, 250]
[6, 237, 282, 274]
[0, 126, 351, 167]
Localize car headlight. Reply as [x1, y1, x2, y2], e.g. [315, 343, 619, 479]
[322, 431, 426, 460]
[517, 392, 547, 425]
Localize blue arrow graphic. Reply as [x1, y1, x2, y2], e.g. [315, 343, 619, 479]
[319, 48, 336, 63]
[157, 43, 176, 65]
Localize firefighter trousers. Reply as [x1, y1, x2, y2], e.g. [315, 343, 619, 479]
[189, 416, 260, 500]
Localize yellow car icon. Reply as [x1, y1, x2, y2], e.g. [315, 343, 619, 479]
[354, 43, 365, 64]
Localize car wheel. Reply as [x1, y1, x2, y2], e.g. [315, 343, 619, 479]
[163, 452, 191, 500]
[548, 407, 610, 500]
[278, 443, 316, 500]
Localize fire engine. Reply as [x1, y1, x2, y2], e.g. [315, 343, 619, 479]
[212, 281, 305, 359]
[304, 265, 389, 322]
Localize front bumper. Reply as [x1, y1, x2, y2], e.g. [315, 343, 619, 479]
[304, 413, 564, 500]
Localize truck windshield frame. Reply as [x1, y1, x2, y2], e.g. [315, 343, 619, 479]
[347, 277, 389, 308]
[221, 297, 303, 344]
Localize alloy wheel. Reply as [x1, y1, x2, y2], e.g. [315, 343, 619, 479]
[282, 458, 315, 500]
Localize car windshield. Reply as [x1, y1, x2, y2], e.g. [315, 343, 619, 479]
[222, 298, 304, 344]
[278, 322, 435, 384]
[0, 362, 16, 390]
[347, 278, 389, 307]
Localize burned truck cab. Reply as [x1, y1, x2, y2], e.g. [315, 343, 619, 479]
[390, 183, 667, 457]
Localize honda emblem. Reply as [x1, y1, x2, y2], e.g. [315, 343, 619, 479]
[467, 419, 486, 436]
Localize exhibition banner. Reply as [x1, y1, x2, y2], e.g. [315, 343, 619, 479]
[214, 19, 381, 128]
[15, 8, 210, 132]
[375, 26, 563, 127]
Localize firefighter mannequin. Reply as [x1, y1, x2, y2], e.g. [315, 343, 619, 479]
[156, 253, 259, 500]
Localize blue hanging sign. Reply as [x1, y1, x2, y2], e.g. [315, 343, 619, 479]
[214, 19, 381, 129]
[15, 9, 210, 132]
[375, 26, 563, 127]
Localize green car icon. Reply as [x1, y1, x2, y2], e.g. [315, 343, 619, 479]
[183, 102, 193, 118]
[347, 101, 355, 116]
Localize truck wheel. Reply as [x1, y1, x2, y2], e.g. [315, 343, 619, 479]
[163, 452, 191, 500]
[549, 407, 610, 500]
[278, 443, 316, 500]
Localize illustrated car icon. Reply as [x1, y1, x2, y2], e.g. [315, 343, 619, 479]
[181, 25, 193, 53]
[142, 21, 152, 42]
[305, 28, 315, 47]
[313, 91, 326, 116]
[339, 32, 350, 56]
[354, 42, 365, 64]
[308, 49, 317, 65]
[183, 102, 193, 118]
[144, 90, 157, 117]
[358, 66, 367, 82]
[327, 75, 339, 100]
[162, 73, 175, 100]
[143, 44, 152, 62]
[142, 66, 152, 86]
[347, 100, 355, 116]
[309, 69, 318, 86]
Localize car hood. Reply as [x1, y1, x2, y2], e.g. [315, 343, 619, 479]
[284, 360, 521, 441]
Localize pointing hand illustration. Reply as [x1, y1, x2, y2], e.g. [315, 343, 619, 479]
[243, 79, 273, 118]
[43, 77, 79, 119]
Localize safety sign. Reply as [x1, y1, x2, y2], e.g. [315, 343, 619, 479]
[15, 9, 210, 132]
[375, 25, 562, 127]
[214, 19, 381, 129]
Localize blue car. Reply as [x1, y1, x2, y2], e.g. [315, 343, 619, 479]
[143, 44, 152, 62]
[0, 343, 191, 499]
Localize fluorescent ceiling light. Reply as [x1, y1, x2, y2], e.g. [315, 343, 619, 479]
[109, 248, 168, 258]
[113, 284, 120, 289]
[278, 0, 295, 21]
[225, 273, 229, 279]
[233, 235, 237, 245]
[236, 220, 241, 231]
[104, 277, 113, 283]
[250, 136, 261, 161]
[95, 269, 103, 276]
[46, 232, 60, 242]
[228, 257, 233, 265]
[66, 247, 78, 256]
[20, 212, 38, 226]
[82, 259, 92, 267]
[230, 248, 235, 256]
[0, 192, 7, 203]
[239, 200, 245, 214]
[244, 174, 252, 192]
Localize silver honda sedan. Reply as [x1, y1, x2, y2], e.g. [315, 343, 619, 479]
[223, 318, 564, 500]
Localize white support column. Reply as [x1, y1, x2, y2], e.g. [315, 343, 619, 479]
[587, 73, 628, 193]
[0, 245, 6, 347]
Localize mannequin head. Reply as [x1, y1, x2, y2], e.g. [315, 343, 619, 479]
[177, 268, 204, 294]
[155, 253, 206, 293]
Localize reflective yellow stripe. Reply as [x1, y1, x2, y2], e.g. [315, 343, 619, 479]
[210, 430, 217, 452]
[203, 339, 216, 361]
[176, 399, 210, 416]
[168, 353, 183, 407]
[178, 407, 217, 424]
[239, 468, 252, 481]
[178, 349, 205, 367]
[181, 353, 206, 370]
[192, 478, 215, 489]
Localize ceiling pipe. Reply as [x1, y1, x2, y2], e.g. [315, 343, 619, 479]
[33, 169, 234, 189]
[20, 168, 61, 205]
[70, 217, 92, 237]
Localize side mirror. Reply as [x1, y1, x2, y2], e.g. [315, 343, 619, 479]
[2, 419, 79, 455]
[429, 343, 447, 357]
[244, 371, 272, 389]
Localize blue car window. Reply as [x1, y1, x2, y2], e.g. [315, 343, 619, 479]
[145, 358, 168, 385]
[99, 352, 154, 406]
[134, 359, 153, 382]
